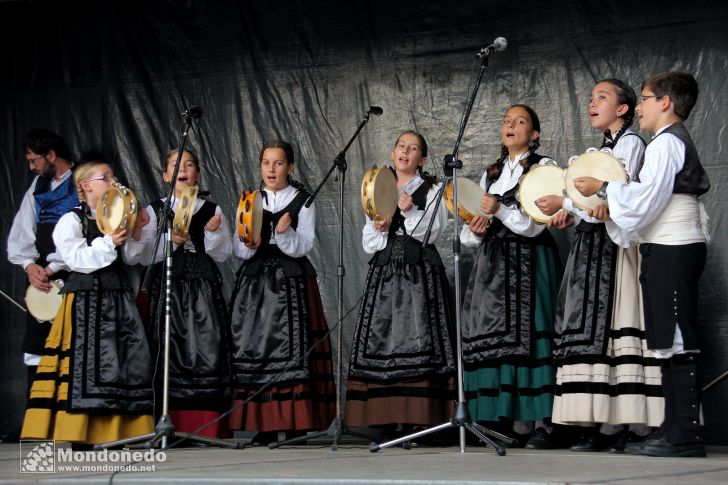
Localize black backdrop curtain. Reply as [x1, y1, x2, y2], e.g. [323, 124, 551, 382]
[1, 0, 726, 443]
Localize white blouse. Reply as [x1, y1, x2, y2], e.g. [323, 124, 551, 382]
[461, 152, 553, 247]
[361, 174, 449, 254]
[52, 209, 146, 273]
[140, 196, 232, 264]
[232, 185, 315, 260]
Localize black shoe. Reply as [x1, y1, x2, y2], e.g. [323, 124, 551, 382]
[607, 431, 644, 454]
[570, 432, 611, 452]
[525, 428, 553, 450]
[626, 436, 706, 457]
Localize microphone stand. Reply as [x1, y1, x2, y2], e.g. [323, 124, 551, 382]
[96, 109, 240, 450]
[270, 107, 381, 451]
[371, 49, 515, 455]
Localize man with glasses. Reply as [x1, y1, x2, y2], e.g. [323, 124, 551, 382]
[6, 128, 78, 439]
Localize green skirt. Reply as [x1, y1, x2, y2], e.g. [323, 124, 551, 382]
[464, 245, 559, 422]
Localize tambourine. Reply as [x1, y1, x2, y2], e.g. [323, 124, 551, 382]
[96, 183, 138, 235]
[444, 177, 489, 223]
[172, 184, 199, 238]
[236, 190, 263, 244]
[361, 165, 397, 220]
[564, 148, 628, 211]
[517, 164, 566, 223]
[25, 280, 64, 322]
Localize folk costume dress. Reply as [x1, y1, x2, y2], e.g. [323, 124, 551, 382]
[552, 130, 664, 428]
[21, 204, 153, 444]
[345, 173, 456, 428]
[140, 195, 232, 438]
[228, 185, 335, 434]
[460, 152, 561, 423]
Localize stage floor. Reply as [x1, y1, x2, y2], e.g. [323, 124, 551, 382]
[1, 439, 727, 484]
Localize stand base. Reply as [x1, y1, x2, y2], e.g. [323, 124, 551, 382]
[269, 418, 376, 451]
[93, 414, 242, 451]
[369, 402, 516, 456]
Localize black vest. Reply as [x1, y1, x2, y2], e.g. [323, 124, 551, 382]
[658, 122, 710, 196]
[241, 189, 317, 277]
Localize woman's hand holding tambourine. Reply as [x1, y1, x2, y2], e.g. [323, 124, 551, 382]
[111, 228, 129, 247]
[573, 176, 603, 197]
[547, 209, 574, 229]
[469, 216, 489, 237]
[535, 195, 564, 217]
[372, 214, 392, 233]
[244, 236, 262, 249]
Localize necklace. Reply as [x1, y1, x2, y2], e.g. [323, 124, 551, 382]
[504, 158, 518, 178]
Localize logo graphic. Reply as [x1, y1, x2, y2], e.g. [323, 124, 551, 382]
[20, 440, 55, 473]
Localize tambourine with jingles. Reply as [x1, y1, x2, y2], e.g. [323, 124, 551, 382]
[517, 164, 566, 223]
[236, 190, 263, 245]
[444, 177, 489, 223]
[25, 279, 64, 322]
[96, 183, 138, 235]
[361, 165, 397, 220]
[172, 184, 199, 238]
[564, 148, 628, 211]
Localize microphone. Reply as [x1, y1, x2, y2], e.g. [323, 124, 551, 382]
[368, 106, 384, 116]
[183, 106, 203, 118]
[476, 37, 507, 58]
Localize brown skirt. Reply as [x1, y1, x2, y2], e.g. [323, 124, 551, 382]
[228, 278, 335, 432]
[345, 377, 455, 427]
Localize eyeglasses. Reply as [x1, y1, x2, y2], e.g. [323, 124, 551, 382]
[639, 95, 662, 102]
[27, 155, 47, 165]
[86, 173, 116, 182]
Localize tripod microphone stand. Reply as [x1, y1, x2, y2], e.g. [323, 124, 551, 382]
[371, 41, 516, 455]
[270, 106, 383, 451]
[96, 107, 239, 450]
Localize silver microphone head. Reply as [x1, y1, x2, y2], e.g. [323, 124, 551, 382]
[493, 37, 508, 52]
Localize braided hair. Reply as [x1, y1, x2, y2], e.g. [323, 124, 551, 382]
[598, 79, 637, 149]
[258, 139, 307, 191]
[486, 104, 542, 182]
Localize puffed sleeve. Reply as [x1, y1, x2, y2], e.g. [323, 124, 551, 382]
[52, 212, 118, 273]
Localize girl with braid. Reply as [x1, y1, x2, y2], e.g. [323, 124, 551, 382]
[228, 140, 335, 445]
[461, 105, 562, 449]
[537, 79, 663, 452]
[345, 130, 455, 438]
